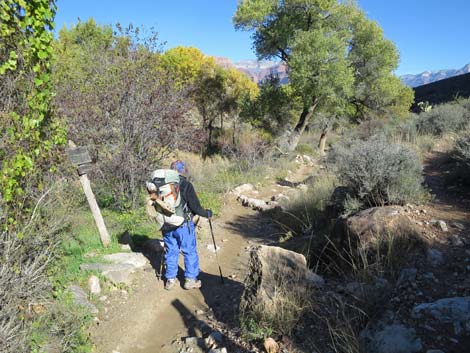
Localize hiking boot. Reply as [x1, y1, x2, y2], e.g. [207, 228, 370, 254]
[184, 278, 202, 290]
[165, 278, 177, 290]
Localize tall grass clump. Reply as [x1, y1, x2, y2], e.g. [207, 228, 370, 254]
[240, 267, 313, 341]
[416, 103, 469, 136]
[276, 175, 337, 235]
[330, 136, 425, 210]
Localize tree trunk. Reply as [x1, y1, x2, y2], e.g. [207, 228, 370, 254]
[208, 119, 214, 150]
[278, 99, 318, 153]
[318, 128, 328, 156]
[232, 117, 237, 145]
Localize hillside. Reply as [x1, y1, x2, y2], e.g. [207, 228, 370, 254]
[215, 57, 288, 83]
[401, 63, 470, 87]
[413, 72, 470, 106]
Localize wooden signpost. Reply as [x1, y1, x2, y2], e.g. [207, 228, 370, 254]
[67, 141, 111, 247]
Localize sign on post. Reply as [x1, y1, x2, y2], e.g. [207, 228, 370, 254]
[67, 142, 111, 247]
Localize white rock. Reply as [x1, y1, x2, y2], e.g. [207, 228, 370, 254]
[437, 220, 448, 232]
[102, 252, 149, 270]
[88, 275, 101, 295]
[68, 285, 98, 314]
[233, 183, 254, 194]
[207, 244, 221, 253]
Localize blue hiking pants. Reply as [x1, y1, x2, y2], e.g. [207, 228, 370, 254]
[163, 220, 199, 280]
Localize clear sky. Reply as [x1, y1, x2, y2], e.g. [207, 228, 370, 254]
[54, 0, 470, 75]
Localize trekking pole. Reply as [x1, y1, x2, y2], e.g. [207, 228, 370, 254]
[208, 218, 224, 284]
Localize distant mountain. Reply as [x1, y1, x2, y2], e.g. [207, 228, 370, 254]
[401, 64, 470, 87]
[214, 57, 288, 84]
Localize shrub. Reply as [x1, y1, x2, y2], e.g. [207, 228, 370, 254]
[452, 133, 470, 182]
[330, 136, 425, 207]
[416, 103, 469, 136]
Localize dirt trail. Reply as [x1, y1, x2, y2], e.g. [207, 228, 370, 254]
[93, 165, 312, 353]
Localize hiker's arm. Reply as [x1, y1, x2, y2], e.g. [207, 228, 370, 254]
[185, 183, 210, 218]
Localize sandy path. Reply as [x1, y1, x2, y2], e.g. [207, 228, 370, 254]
[92, 194, 278, 353]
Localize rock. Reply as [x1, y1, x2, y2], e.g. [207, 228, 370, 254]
[237, 195, 283, 212]
[241, 245, 313, 313]
[68, 285, 98, 314]
[426, 350, 444, 353]
[102, 252, 149, 270]
[332, 206, 423, 254]
[205, 331, 223, 347]
[208, 348, 227, 353]
[184, 337, 200, 345]
[233, 183, 255, 195]
[88, 275, 101, 295]
[120, 244, 132, 251]
[263, 337, 279, 353]
[437, 220, 448, 232]
[427, 248, 445, 267]
[449, 234, 464, 247]
[397, 268, 417, 286]
[451, 221, 465, 230]
[363, 324, 422, 353]
[207, 244, 221, 253]
[412, 297, 470, 336]
[80, 263, 135, 285]
[306, 271, 325, 286]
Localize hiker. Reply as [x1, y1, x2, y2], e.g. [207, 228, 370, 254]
[146, 160, 212, 290]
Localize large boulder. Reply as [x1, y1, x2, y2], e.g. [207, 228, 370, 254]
[332, 206, 423, 252]
[241, 245, 323, 312]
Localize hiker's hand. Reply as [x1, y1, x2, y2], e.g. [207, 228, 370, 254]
[206, 209, 213, 219]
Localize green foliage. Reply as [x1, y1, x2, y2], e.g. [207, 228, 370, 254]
[330, 136, 426, 208]
[348, 10, 414, 120]
[241, 75, 299, 135]
[416, 103, 469, 136]
[234, 0, 412, 151]
[0, 0, 66, 219]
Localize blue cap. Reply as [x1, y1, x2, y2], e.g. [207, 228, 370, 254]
[170, 160, 186, 174]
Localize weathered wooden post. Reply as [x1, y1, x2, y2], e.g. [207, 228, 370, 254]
[67, 141, 111, 247]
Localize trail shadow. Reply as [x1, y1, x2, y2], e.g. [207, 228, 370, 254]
[172, 273, 252, 353]
[424, 151, 470, 209]
[223, 212, 282, 245]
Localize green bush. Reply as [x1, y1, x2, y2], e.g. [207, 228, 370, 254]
[330, 136, 425, 208]
[416, 103, 469, 136]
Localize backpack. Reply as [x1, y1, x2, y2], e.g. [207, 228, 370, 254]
[149, 169, 189, 229]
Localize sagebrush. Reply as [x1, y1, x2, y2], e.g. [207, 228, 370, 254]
[330, 136, 425, 208]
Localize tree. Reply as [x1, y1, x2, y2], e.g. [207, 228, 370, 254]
[158, 46, 259, 154]
[158, 46, 216, 88]
[1, 0, 66, 222]
[234, 0, 354, 152]
[348, 10, 414, 121]
[54, 20, 197, 209]
[234, 0, 413, 152]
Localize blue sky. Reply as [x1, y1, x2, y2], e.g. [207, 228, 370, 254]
[54, 0, 470, 75]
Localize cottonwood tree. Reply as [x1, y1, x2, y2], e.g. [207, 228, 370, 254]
[159, 46, 259, 154]
[348, 10, 414, 121]
[234, 0, 413, 153]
